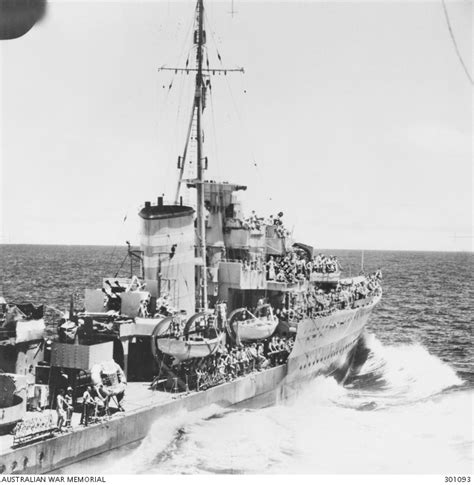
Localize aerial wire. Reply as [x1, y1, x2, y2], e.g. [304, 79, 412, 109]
[159, 7, 197, 198]
[208, 76, 224, 185]
[105, 202, 142, 276]
[441, 0, 473, 85]
[205, 11, 274, 206]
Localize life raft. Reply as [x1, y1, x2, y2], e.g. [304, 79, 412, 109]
[90, 360, 127, 397]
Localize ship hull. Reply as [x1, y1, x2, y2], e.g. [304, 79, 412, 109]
[0, 298, 378, 475]
[286, 294, 380, 387]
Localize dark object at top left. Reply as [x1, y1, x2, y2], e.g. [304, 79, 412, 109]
[0, 0, 46, 40]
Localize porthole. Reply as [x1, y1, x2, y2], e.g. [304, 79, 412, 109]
[11, 461, 17, 472]
[0, 464, 5, 474]
[23, 457, 28, 469]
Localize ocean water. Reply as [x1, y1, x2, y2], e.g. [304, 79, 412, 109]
[1, 245, 472, 474]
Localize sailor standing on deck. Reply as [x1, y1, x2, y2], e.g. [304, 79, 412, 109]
[138, 297, 150, 317]
[65, 387, 74, 427]
[80, 386, 94, 427]
[266, 256, 276, 281]
[56, 389, 67, 432]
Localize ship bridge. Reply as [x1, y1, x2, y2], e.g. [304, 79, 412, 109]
[187, 180, 295, 308]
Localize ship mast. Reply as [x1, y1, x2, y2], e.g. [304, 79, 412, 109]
[195, 0, 207, 311]
[159, 0, 244, 312]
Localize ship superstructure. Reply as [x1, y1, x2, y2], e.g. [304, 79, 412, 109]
[131, 0, 382, 391]
[0, 0, 382, 474]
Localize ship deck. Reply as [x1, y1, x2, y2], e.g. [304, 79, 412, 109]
[0, 365, 288, 474]
[0, 382, 177, 455]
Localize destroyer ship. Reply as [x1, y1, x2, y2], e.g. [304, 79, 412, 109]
[0, 0, 381, 475]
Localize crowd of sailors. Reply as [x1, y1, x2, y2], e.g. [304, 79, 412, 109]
[243, 210, 291, 238]
[54, 337, 297, 429]
[54, 383, 124, 431]
[168, 336, 295, 392]
[278, 270, 382, 321]
[239, 251, 341, 286]
[266, 252, 341, 284]
[51, 272, 381, 432]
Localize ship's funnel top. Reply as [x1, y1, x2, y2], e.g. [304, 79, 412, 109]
[139, 202, 194, 221]
[139, 200, 196, 314]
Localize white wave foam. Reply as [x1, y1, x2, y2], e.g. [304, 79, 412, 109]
[108, 404, 225, 474]
[150, 337, 471, 474]
[274, 388, 473, 474]
[352, 334, 463, 405]
[71, 337, 471, 474]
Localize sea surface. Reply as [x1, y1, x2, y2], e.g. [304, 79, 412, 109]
[1, 245, 472, 474]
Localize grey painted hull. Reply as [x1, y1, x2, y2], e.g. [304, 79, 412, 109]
[0, 296, 379, 475]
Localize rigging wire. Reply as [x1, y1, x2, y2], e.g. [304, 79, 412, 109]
[102, 18, 199, 276]
[104, 198, 144, 277]
[105, 9, 198, 279]
[206, 49, 224, 185]
[105, 215, 130, 276]
[441, 0, 473, 85]
[159, 8, 197, 194]
[172, 13, 197, 155]
[204, 11, 274, 205]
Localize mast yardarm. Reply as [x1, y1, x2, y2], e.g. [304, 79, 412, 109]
[158, 0, 243, 312]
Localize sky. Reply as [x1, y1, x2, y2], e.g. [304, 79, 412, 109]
[0, 0, 472, 251]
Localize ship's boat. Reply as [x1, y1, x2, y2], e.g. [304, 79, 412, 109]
[228, 304, 278, 342]
[151, 305, 226, 363]
[0, 0, 386, 472]
[156, 331, 225, 363]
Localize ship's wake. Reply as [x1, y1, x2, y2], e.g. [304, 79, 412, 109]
[66, 335, 472, 474]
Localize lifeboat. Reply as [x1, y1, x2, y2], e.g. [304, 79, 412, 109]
[151, 304, 226, 363]
[228, 304, 278, 342]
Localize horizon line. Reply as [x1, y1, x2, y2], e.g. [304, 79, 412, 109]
[0, 242, 472, 254]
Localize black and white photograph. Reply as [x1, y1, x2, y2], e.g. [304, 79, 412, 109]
[0, 0, 472, 479]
